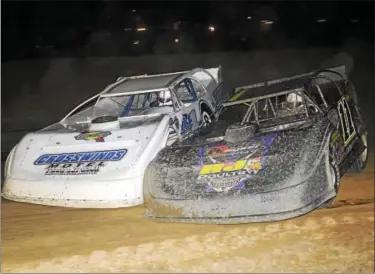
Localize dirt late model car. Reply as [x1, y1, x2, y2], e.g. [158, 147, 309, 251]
[143, 65, 368, 224]
[2, 66, 229, 208]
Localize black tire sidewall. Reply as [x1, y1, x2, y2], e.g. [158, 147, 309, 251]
[328, 151, 340, 194]
[201, 110, 212, 127]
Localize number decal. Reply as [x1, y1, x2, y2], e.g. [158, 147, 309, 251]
[181, 114, 193, 134]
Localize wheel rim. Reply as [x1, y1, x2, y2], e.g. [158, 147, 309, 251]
[360, 133, 368, 164]
[202, 112, 212, 127]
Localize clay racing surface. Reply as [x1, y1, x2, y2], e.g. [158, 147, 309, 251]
[1, 155, 374, 273]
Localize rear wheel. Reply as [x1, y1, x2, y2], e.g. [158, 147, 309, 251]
[349, 131, 368, 173]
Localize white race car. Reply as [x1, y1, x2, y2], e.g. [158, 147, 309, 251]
[2, 66, 228, 208]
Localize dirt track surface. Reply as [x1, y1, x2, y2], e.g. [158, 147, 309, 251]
[2, 157, 374, 273]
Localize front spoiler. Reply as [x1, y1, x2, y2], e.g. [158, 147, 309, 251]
[1, 193, 141, 208]
[2, 175, 144, 208]
[144, 158, 336, 224]
[2, 194, 144, 208]
[144, 192, 334, 224]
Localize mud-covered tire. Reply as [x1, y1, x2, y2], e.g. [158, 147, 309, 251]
[349, 131, 368, 173]
[143, 161, 156, 208]
[318, 149, 340, 209]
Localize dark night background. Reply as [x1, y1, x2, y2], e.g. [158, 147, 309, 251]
[1, 1, 374, 160]
[2, 1, 374, 60]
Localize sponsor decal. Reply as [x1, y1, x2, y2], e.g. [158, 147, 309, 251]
[34, 149, 127, 175]
[74, 131, 111, 142]
[207, 145, 229, 156]
[181, 113, 193, 135]
[206, 143, 262, 163]
[198, 157, 263, 192]
[196, 134, 277, 192]
[203, 134, 277, 163]
[198, 158, 262, 177]
[44, 162, 105, 176]
[179, 110, 199, 138]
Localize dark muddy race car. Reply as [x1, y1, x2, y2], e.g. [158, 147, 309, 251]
[143, 65, 368, 224]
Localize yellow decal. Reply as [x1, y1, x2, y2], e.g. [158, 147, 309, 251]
[85, 132, 103, 140]
[74, 131, 111, 142]
[229, 89, 247, 102]
[199, 159, 262, 175]
[247, 159, 262, 170]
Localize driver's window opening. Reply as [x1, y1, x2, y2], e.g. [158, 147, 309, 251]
[63, 90, 177, 126]
[190, 78, 206, 97]
[240, 91, 311, 127]
[175, 80, 195, 103]
[306, 82, 328, 108]
[152, 90, 173, 107]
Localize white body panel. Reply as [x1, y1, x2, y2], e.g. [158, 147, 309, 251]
[2, 66, 226, 208]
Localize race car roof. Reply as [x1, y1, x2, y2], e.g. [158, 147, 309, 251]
[230, 65, 346, 103]
[108, 72, 185, 95]
[230, 75, 311, 102]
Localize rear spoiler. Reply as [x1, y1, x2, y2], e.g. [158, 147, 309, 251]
[203, 66, 223, 84]
[115, 70, 190, 82]
[233, 65, 347, 94]
[115, 66, 223, 85]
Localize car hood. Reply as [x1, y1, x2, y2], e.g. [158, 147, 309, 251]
[8, 115, 170, 180]
[152, 118, 332, 197]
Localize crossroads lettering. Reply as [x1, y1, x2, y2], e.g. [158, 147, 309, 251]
[34, 149, 127, 176]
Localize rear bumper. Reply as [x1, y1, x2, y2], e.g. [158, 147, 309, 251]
[144, 157, 336, 224]
[2, 175, 144, 208]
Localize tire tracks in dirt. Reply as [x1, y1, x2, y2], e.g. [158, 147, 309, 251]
[2, 159, 373, 273]
[4, 203, 374, 273]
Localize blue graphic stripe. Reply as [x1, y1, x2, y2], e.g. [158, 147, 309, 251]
[120, 95, 135, 117]
[34, 149, 127, 165]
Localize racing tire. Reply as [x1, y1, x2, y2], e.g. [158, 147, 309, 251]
[201, 110, 212, 128]
[349, 131, 368, 173]
[318, 150, 340, 209]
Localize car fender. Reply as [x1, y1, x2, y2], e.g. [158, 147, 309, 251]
[4, 144, 18, 178]
[199, 99, 215, 115]
[136, 115, 172, 170]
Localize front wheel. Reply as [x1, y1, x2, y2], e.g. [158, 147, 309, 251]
[318, 150, 340, 209]
[201, 110, 212, 127]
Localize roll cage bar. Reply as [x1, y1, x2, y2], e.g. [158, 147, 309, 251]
[224, 66, 348, 126]
[223, 88, 321, 126]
